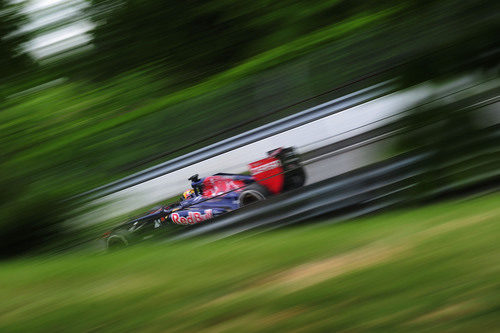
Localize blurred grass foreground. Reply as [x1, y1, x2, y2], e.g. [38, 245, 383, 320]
[1, 192, 499, 332]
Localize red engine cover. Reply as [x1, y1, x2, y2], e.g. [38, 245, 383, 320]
[202, 176, 246, 197]
[248, 157, 284, 194]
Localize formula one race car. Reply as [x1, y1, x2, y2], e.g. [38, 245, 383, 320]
[104, 147, 306, 248]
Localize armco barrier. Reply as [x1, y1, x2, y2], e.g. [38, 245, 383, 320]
[171, 153, 426, 240]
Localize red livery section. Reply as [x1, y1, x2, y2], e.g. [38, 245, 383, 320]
[248, 157, 284, 194]
[202, 176, 246, 197]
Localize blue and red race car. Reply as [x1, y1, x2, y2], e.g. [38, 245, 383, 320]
[104, 147, 305, 248]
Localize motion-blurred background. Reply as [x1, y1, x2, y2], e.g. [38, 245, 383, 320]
[1, 0, 499, 261]
[1, 1, 500, 332]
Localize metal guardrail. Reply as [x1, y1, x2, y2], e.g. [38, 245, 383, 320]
[171, 124, 499, 241]
[87, 93, 498, 251]
[78, 81, 395, 201]
[171, 153, 426, 241]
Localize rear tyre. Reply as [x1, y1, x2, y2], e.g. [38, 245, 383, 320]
[283, 163, 306, 191]
[239, 183, 269, 207]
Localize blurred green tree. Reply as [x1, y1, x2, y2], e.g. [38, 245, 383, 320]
[0, 0, 33, 96]
[85, 0, 369, 81]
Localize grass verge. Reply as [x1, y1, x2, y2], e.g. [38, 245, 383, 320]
[0, 192, 499, 332]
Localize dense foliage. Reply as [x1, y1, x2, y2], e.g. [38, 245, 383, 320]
[0, 0, 33, 97]
[86, 0, 377, 79]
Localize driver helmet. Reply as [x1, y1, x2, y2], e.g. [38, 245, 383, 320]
[182, 189, 195, 200]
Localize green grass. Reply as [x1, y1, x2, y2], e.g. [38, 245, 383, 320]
[1, 192, 499, 332]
